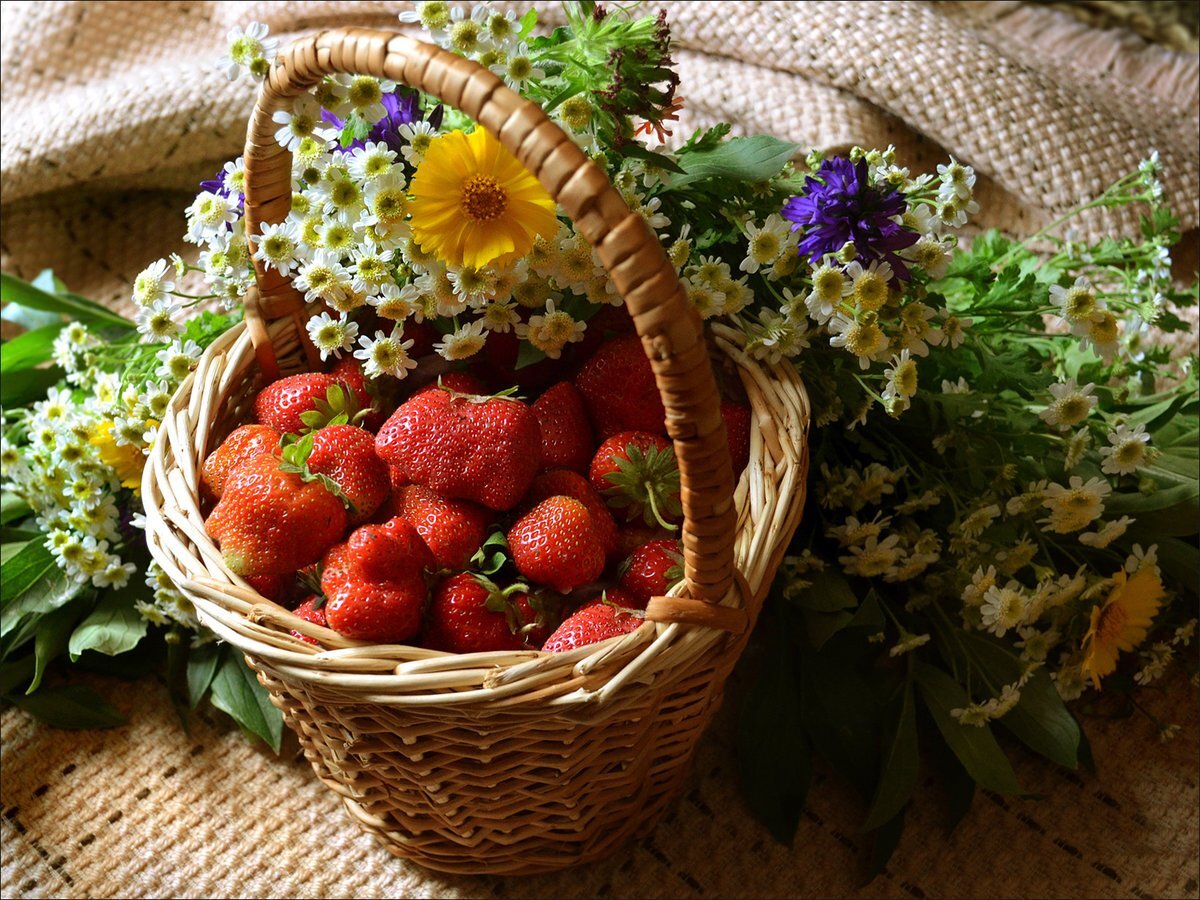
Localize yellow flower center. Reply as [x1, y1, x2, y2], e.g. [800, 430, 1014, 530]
[854, 271, 888, 311]
[1064, 287, 1096, 320]
[1090, 311, 1119, 343]
[460, 174, 508, 222]
[845, 322, 883, 357]
[1054, 395, 1090, 426]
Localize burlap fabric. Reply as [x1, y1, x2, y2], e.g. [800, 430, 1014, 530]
[2, 1, 1198, 897]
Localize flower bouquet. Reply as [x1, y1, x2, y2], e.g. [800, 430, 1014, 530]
[2, 0, 1196, 876]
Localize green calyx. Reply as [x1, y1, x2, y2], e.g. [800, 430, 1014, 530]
[599, 590, 645, 619]
[298, 383, 370, 431]
[438, 377, 524, 405]
[602, 442, 682, 530]
[472, 573, 540, 635]
[277, 432, 358, 515]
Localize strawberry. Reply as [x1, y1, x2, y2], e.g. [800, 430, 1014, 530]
[524, 469, 618, 559]
[413, 371, 487, 397]
[389, 485, 491, 570]
[614, 522, 678, 560]
[330, 356, 387, 431]
[244, 572, 296, 604]
[205, 454, 347, 577]
[507, 496, 606, 593]
[574, 333, 667, 439]
[721, 401, 752, 478]
[589, 432, 682, 529]
[541, 590, 644, 653]
[481, 329, 562, 392]
[321, 520, 433, 642]
[423, 572, 547, 653]
[618, 539, 684, 608]
[289, 595, 328, 645]
[304, 425, 390, 525]
[532, 382, 594, 473]
[376, 383, 542, 511]
[201, 424, 280, 500]
[254, 373, 342, 434]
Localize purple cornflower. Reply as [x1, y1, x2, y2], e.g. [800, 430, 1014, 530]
[782, 157, 918, 280]
[322, 90, 439, 155]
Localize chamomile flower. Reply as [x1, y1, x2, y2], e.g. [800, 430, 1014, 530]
[1038, 379, 1097, 429]
[156, 339, 201, 381]
[334, 74, 398, 124]
[1040, 475, 1111, 534]
[828, 312, 887, 370]
[681, 277, 725, 319]
[904, 234, 951, 278]
[316, 175, 365, 223]
[980, 580, 1028, 637]
[353, 329, 418, 379]
[806, 261, 848, 323]
[517, 300, 586, 359]
[962, 565, 999, 607]
[400, 1, 453, 38]
[740, 215, 789, 274]
[217, 21, 277, 82]
[1079, 516, 1135, 549]
[936, 156, 976, 200]
[448, 265, 498, 306]
[368, 282, 421, 321]
[253, 220, 303, 275]
[136, 299, 183, 344]
[1124, 543, 1160, 576]
[132, 259, 175, 307]
[348, 141, 399, 182]
[294, 249, 353, 304]
[272, 94, 324, 151]
[491, 43, 544, 88]
[479, 298, 521, 333]
[442, 4, 488, 55]
[398, 120, 438, 166]
[838, 533, 902, 578]
[1050, 275, 1104, 324]
[844, 259, 893, 312]
[745, 308, 809, 363]
[883, 349, 918, 400]
[435, 319, 488, 360]
[1100, 422, 1150, 475]
[350, 248, 395, 295]
[958, 502, 1001, 539]
[306, 311, 359, 362]
[185, 191, 239, 244]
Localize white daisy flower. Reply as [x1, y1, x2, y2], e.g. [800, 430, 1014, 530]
[940, 313, 972, 349]
[845, 259, 893, 311]
[1079, 515, 1135, 549]
[1075, 310, 1121, 363]
[936, 156, 976, 200]
[478, 298, 521, 333]
[253, 220, 304, 275]
[349, 248, 395, 295]
[442, 4, 489, 55]
[132, 259, 175, 308]
[294, 249, 353, 304]
[368, 282, 421, 321]
[348, 141, 400, 182]
[217, 21, 278, 82]
[435, 319, 488, 360]
[740, 214, 790, 274]
[805, 261, 848, 324]
[828, 312, 887, 370]
[883, 349, 918, 400]
[1039, 475, 1111, 534]
[399, 1, 453, 39]
[1100, 422, 1150, 475]
[135, 299, 183, 344]
[156, 339, 202, 382]
[516, 300, 586, 359]
[306, 311, 359, 362]
[353, 329, 417, 379]
[1038, 378, 1097, 429]
[398, 121, 438, 166]
[273, 94, 324, 151]
[361, 171, 410, 237]
[962, 565, 999, 607]
[333, 74, 397, 125]
[184, 191, 239, 244]
[980, 580, 1027, 637]
[491, 43, 544, 88]
[1049, 275, 1104, 324]
[837, 533, 902, 578]
[448, 265, 498, 306]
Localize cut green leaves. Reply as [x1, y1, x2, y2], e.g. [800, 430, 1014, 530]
[209, 651, 283, 753]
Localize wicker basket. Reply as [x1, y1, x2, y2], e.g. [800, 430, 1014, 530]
[142, 28, 810, 875]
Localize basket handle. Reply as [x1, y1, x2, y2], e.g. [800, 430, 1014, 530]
[241, 29, 738, 610]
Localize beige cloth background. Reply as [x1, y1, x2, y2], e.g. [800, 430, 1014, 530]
[2, 1, 1198, 897]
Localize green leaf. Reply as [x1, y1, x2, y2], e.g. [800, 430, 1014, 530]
[0, 528, 39, 544]
[618, 142, 686, 175]
[209, 651, 283, 752]
[470, 529, 511, 577]
[187, 642, 223, 709]
[0, 655, 35, 697]
[514, 340, 548, 370]
[670, 135, 800, 189]
[868, 808, 907, 879]
[1, 271, 133, 328]
[2, 540, 58, 612]
[0, 365, 66, 406]
[67, 585, 149, 661]
[861, 675, 919, 832]
[1, 322, 66, 373]
[737, 621, 810, 844]
[14, 684, 126, 729]
[517, 7, 538, 39]
[914, 663, 1023, 796]
[786, 568, 859, 613]
[956, 632, 1080, 769]
[30, 599, 88, 693]
[0, 493, 32, 526]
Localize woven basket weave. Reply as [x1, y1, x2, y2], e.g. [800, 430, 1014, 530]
[142, 28, 810, 875]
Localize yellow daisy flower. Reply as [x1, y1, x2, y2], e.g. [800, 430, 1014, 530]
[409, 128, 558, 269]
[1080, 568, 1165, 688]
[90, 420, 146, 491]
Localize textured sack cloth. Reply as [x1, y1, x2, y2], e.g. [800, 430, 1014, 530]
[1, 2, 1198, 898]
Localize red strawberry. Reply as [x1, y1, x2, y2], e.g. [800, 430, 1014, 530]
[376, 384, 542, 511]
[388, 485, 490, 570]
[541, 590, 644, 653]
[330, 356, 387, 431]
[424, 572, 542, 653]
[321, 521, 432, 642]
[254, 373, 342, 434]
[618, 539, 684, 608]
[201, 424, 280, 500]
[481, 329, 562, 392]
[305, 425, 390, 525]
[524, 469, 618, 559]
[532, 382, 594, 473]
[572, 304, 636, 361]
[507, 497, 605, 593]
[721, 401, 751, 477]
[290, 595, 328, 645]
[413, 372, 487, 396]
[589, 432, 682, 529]
[614, 522, 678, 560]
[205, 455, 347, 577]
[575, 334, 666, 439]
[244, 572, 296, 604]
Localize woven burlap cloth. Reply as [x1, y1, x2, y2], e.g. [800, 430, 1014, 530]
[2, 2, 1198, 897]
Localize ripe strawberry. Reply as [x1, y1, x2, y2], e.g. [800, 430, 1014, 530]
[321, 520, 433, 643]
[376, 384, 542, 511]
[201, 424, 280, 500]
[507, 496, 605, 593]
[541, 590, 644, 653]
[721, 401, 752, 477]
[413, 372, 487, 397]
[424, 572, 544, 653]
[244, 572, 296, 604]
[388, 485, 491, 570]
[330, 356, 387, 432]
[524, 469, 618, 558]
[254, 373, 343, 434]
[289, 595, 328, 645]
[589, 432, 682, 529]
[575, 334, 667, 439]
[304, 425, 391, 525]
[614, 522, 677, 560]
[205, 454, 347, 577]
[532, 382, 594, 473]
[618, 539, 684, 608]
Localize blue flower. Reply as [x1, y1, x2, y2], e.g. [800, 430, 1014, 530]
[782, 157, 918, 280]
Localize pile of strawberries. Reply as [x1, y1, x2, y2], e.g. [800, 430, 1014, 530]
[202, 321, 751, 655]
